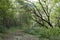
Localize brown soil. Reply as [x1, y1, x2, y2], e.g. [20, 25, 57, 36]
[4, 30, 39, 40]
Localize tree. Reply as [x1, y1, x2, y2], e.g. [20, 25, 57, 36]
[22, 0, 53, 28]
[0, 0, 16, 28]
[16, 0, 60, 28]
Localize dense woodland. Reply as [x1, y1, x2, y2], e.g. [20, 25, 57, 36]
[0, 0, 60, 40]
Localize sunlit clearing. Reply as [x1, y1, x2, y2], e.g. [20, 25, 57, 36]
[28, 0, 38, 2]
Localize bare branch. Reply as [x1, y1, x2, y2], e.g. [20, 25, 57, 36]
[26, 1, 42, 17]
[38, 0, 48, 17]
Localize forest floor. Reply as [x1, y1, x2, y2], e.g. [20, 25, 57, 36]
[3, 30, 39, 40]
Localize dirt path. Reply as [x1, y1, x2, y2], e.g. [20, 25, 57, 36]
[4, 30, 39, 40]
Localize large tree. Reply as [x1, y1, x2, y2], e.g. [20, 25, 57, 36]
[0, 0, 16, 28]
[16, 0, 60, 28]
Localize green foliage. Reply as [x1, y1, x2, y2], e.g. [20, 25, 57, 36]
[53, 0, 60, 3]
[24, 27, 60, 40]
[0, 0, 60, 40]
[0, 26, 7, 33]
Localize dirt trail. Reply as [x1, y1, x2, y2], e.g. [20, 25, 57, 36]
[4, 30, 39, 40]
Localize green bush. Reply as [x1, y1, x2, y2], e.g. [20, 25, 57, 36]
[24, 27, 60, 40]
[0, 26, 7, 33]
